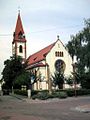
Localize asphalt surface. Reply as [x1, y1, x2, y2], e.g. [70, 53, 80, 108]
[0, 95, 90, 120]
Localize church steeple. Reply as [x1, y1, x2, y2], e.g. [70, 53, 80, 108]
[12, 12, 27, 62]
[13, 12, 26, 42]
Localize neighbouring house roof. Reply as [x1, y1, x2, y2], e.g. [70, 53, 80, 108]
[27, 42, 56, 67]
[13, 12, 26, 43]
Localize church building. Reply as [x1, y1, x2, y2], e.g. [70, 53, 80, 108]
[12, 12, 73, 90]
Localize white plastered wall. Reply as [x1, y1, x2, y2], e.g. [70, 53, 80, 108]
[17, 42, 26, 59]
[46, 40, 73, 77]
[33, 66, 48, 90]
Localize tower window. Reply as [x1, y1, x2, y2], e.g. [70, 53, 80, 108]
[19, 45, 23, 53]
[18, 31, 23, 39]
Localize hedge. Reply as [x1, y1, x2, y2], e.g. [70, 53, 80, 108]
[63, 89, 90, 97]
[14, 89, 27, 96]
[14, 89, 90, 99]
[32, 91, 67, 100]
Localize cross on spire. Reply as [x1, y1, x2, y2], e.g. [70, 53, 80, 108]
[18, 6, 20, 14]
[57, 35, 60, 40]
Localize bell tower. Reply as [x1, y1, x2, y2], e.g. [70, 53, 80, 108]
[12, 11, 27, 62]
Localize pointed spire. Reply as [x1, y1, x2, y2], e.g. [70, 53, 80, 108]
[13, 11, 26, 42]
[15, 12, 24, 35]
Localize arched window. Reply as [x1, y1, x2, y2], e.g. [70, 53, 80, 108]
[60, 52, 62, 56]
[61, 52, 63, 57]
[55, 51, 58, 57]
[57, 51, 59, 56]
[19, 45, 23, 53]
[55, 59, 66, 73]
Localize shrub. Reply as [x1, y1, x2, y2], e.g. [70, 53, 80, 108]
[14, 89, 27, 96]
[59, 92, 68, 98]
[31, 90, 39, 96]
[32, 92, 49, 100]
[76, 89, 90, 96]
[52, 91, 67, 98]
[14, 89, 90, 100]
[66, 89, 75, 97]
[66, 89, 90, 97]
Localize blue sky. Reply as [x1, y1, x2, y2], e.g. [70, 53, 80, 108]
[0, 0, 90, 79]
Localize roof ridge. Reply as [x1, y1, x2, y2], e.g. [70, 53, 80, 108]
[28, 42, 55, 58]
[27, 41, 56, 65]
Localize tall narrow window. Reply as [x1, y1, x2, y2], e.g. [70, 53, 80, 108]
[19, 45, 23, 53]
[61, 52, 63, 57]
[55, 51, 57, 57]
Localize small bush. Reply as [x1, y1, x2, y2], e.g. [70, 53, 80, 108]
[14, 89, 27, 96]
[32, 92, 49, 100]
[66, 89, 75, 97]
[31, 90, 39, 96]
[52, 91, 67, 99]
[59, 92, 67, 98]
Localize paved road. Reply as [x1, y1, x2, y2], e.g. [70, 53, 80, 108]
[0, 95, 90, 120]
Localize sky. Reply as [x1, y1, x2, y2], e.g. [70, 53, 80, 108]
[0, 0, 90, 79]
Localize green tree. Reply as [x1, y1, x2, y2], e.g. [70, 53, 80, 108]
[52, 71, 64, 89]
[65, 76, 73, 87]
[66, 18, 90, 89]
[14, 70, 37, 89]
[2, 55, 24, 89]
[80, 72, 90, 89]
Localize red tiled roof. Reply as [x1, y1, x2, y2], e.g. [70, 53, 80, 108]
[27, 62, 48, 69]
[13, 13, 26, 42]
[27, 42, 55, 66]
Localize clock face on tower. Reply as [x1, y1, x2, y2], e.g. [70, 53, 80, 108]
[55, 59, 65, 73]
